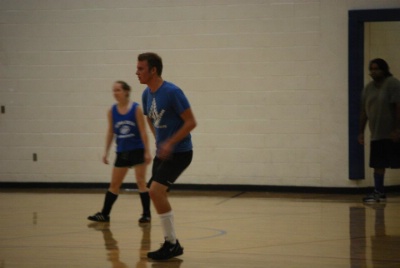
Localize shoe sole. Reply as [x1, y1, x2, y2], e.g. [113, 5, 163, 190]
[87, 217, 109, 222]
[174, 249, 183, 258]
[147, 248, 184, 260]
[363, 199, 386, 203]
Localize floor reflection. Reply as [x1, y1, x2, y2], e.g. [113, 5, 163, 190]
[149, 258, 183, 268]
[87, 222, 183, 268]
[136, 223, 151, 268]
[350, 203, 400, 268]
[87, 222, 128, 268]
[349, 206, 366, 268]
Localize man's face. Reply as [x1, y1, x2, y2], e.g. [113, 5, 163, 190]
[369, 63, 385, 81]
[136, 60, 153, 84]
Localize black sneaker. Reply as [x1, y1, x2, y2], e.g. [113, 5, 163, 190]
[362, 191, 386, 203]
[138, 214, 151, 223]
[87, 212, 110, 222]
[147, 240, 184, 260]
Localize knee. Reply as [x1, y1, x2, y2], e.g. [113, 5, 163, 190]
[148, 185, 167, 200]
[109, 182, 122, 193]
[148, 188, 158, 200]
[136, 179, 147, 190]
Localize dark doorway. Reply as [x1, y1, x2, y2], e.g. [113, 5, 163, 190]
[348, 8, 400, 180]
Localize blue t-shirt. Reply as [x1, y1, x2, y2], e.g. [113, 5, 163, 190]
[142, 81, 193, 153]
[112, 102, 144, 152]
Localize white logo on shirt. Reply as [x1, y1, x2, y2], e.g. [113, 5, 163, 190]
[120, 125, 130, 134]
[149, 98, 167, 129]
[115, 121, 136, 138]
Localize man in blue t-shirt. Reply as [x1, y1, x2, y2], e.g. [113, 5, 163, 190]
[136, 52, 197, 260]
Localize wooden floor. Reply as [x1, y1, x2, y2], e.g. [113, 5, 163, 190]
[0, 189, 400, 268]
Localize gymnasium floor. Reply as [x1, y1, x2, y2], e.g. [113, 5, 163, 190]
[0, 189, 399, 267]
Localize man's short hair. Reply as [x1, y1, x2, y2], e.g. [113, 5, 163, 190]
[138, 52, 163, 76]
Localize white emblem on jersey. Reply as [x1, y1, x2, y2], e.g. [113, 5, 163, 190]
[115, 121, 136, 138]
[149, 98, 167, 128]
[120, 125, 130, 135]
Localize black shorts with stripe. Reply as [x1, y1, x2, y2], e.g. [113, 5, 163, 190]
[147, 150, 193, 187]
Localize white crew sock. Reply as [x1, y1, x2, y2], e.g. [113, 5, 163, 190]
[159, 210, 176, 244]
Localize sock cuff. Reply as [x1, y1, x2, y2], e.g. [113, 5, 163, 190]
[159, 211, 173, 218]
[107, 190, 118, 196]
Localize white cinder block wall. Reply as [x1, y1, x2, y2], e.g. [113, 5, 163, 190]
[1, 0, 400, 187]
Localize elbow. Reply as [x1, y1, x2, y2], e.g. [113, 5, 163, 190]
[191, 118, 197, 130]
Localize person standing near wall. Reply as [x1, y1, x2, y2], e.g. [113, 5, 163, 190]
[358, 58, 400, 202]
[88, 81, 152, 223]
[136, 52, 197, 260]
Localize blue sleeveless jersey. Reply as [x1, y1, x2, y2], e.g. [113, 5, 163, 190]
[142, 81, 193, 153]
[112, 102, 144, 152]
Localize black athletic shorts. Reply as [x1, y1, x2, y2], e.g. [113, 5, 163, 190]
[147, 150, 193, 187]
[370, 139, 400, 169]
[114, 149, 145, 168]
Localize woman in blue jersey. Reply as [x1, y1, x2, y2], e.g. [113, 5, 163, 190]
[136, 52, 197, 260]
[88, 81, 152, 223]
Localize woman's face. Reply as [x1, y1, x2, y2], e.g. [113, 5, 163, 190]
[112, 82, 128, 102]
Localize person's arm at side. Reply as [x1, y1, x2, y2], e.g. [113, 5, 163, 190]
[103, 109, 114, 164]
[395, 102, 400, 129]
[390, 101, 400, 142]
[389, 79, 400, 142]
[358, 107, 368, 145]
[135, 106, 152, 164]
[158, 108, 197, 159]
